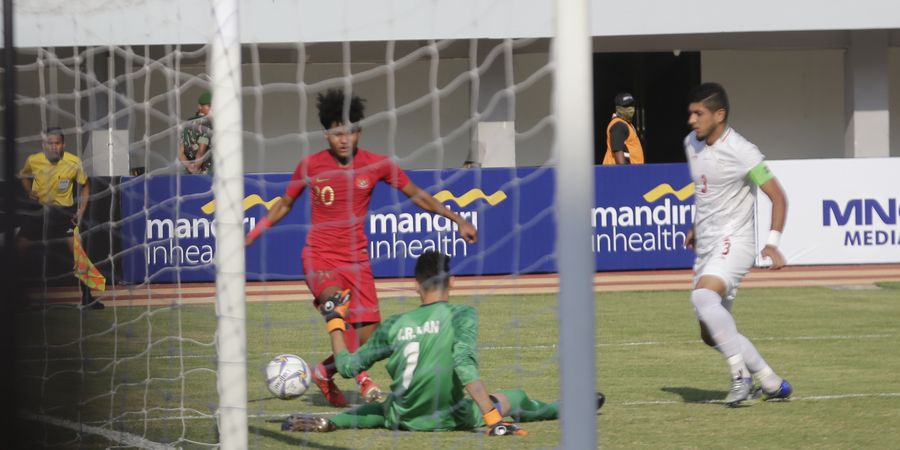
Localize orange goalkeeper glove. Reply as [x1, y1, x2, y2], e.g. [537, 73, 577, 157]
[483, 408, 528, 436]
[318, 289, 351, 333]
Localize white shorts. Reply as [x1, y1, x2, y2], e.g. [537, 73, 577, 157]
[692, 236, 756, 304]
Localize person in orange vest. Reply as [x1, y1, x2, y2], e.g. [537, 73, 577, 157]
[602, 92, 645, 165]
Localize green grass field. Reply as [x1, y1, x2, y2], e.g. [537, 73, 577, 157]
[16, 282, 900, 449]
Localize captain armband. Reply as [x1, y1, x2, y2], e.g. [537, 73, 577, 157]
[748, 162, 774, 187]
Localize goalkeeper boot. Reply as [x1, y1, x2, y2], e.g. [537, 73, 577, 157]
[752, 379, 793, 401]
[597, 392, 606, 411]
[312, 363, 347, 407]
[358, 376, 384, 403]
[281, 414, 336, 432]
[724, 376, 753, 407]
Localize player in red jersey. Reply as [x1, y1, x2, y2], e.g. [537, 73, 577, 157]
[246, 89, 478, 407]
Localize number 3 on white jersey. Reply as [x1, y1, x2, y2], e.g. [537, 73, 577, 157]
[400, 342, 420, 390]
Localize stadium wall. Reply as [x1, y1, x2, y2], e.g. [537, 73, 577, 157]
[10, 42, 897, 173]
[11, 1, 900, 47]
[701, 50, 846, 160]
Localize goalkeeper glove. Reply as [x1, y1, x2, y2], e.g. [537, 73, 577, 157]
[318, 289, 351, 333]
[281, 414, 337, 432]
[483, 408, 528, 436]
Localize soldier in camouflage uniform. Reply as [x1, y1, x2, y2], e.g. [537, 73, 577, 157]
[178, 92, 213, 175]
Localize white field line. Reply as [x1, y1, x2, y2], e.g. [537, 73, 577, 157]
[83, 411, 339, 426]
[19, 334, 894, 364]
[19, 411, 175, 450]
[75, 392, 900, 426]
[622, 392, 900, 406]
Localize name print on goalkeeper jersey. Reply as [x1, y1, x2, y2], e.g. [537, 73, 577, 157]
[335, 302, 483, 431]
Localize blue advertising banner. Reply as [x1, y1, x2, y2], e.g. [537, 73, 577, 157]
[119, 164, 694, 283]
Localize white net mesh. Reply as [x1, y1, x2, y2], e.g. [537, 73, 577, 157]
[10, 1, 595, 448]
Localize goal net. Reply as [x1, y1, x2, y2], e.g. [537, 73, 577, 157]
[8, 0, 596, 448]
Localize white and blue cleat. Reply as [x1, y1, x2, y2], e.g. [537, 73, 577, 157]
[752, 379, 793, 402]
[724, 377, 753, 407]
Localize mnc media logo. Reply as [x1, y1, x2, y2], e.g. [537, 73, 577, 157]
[822, 198, 900, 246]
[591, 182, 695, 254]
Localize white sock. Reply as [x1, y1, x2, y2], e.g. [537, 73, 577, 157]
[691, 289, 747, 379]
[754, 366, 784, 393]
[725, 354, 749, 380]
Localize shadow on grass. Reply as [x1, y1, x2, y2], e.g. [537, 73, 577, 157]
[303, 391, 366, 407]
[249, 425, 353, 450]
[661, 386, 727, 403]
[249, 390, 363, 407]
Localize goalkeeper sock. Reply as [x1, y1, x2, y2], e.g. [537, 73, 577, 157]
[330, 403, 388, 429]
[498, 389, 558, 422]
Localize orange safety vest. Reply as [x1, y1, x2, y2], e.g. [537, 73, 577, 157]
[603, 116, 645, 165]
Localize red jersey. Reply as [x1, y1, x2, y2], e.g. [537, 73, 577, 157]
[285, 148, 410, 262]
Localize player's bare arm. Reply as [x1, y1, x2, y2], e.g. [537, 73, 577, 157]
[245, 193, 297, 246]
[685, 225, 695, 249]
[21, 176, 38, 202]
[400, 182, 478, 244]
[759, 177, 788, 270]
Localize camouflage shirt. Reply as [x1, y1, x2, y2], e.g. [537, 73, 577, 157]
[181, 113, 213, 174]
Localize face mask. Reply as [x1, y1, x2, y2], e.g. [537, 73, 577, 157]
[616, 106, 635, 121]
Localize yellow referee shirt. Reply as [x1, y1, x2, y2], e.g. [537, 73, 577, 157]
[20, 152, 87, 207]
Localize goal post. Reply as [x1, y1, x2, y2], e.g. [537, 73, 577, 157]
[554, 0, 598, 448]
[210, 0, 248, 448]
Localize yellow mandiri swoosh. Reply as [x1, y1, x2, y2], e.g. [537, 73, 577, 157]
[642, 183, 695, 202]
[201, 194, 282, 215]
[433, 189, 507, 207]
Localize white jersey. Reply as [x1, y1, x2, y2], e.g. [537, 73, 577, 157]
[684, 127, 764, 254]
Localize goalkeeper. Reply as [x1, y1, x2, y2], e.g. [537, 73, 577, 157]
[283, 251, 605, 434]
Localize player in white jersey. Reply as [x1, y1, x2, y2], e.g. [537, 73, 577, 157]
[683, 83, 793, 406]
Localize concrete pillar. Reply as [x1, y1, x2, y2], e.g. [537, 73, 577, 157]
[844, 30, 890, 158]
[83, 47, 132, 176]
[467, 40, 516, 167]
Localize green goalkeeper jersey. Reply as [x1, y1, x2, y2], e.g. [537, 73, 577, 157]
[334, 301, 482, 431]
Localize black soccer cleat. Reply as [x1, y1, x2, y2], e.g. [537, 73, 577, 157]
[597, 392, 606, 411]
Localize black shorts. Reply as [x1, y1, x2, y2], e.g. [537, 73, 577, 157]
[18, 206, 76, 242]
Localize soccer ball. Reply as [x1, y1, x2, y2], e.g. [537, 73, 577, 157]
[266, 354, 311, 399]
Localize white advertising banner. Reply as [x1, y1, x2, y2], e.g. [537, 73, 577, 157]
[756, 158, 900, 265]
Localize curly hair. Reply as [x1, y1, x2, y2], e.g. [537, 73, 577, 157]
[316, 89, 366, 129]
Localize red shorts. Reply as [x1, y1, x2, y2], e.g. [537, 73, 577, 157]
[301, 247, 380, 324]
